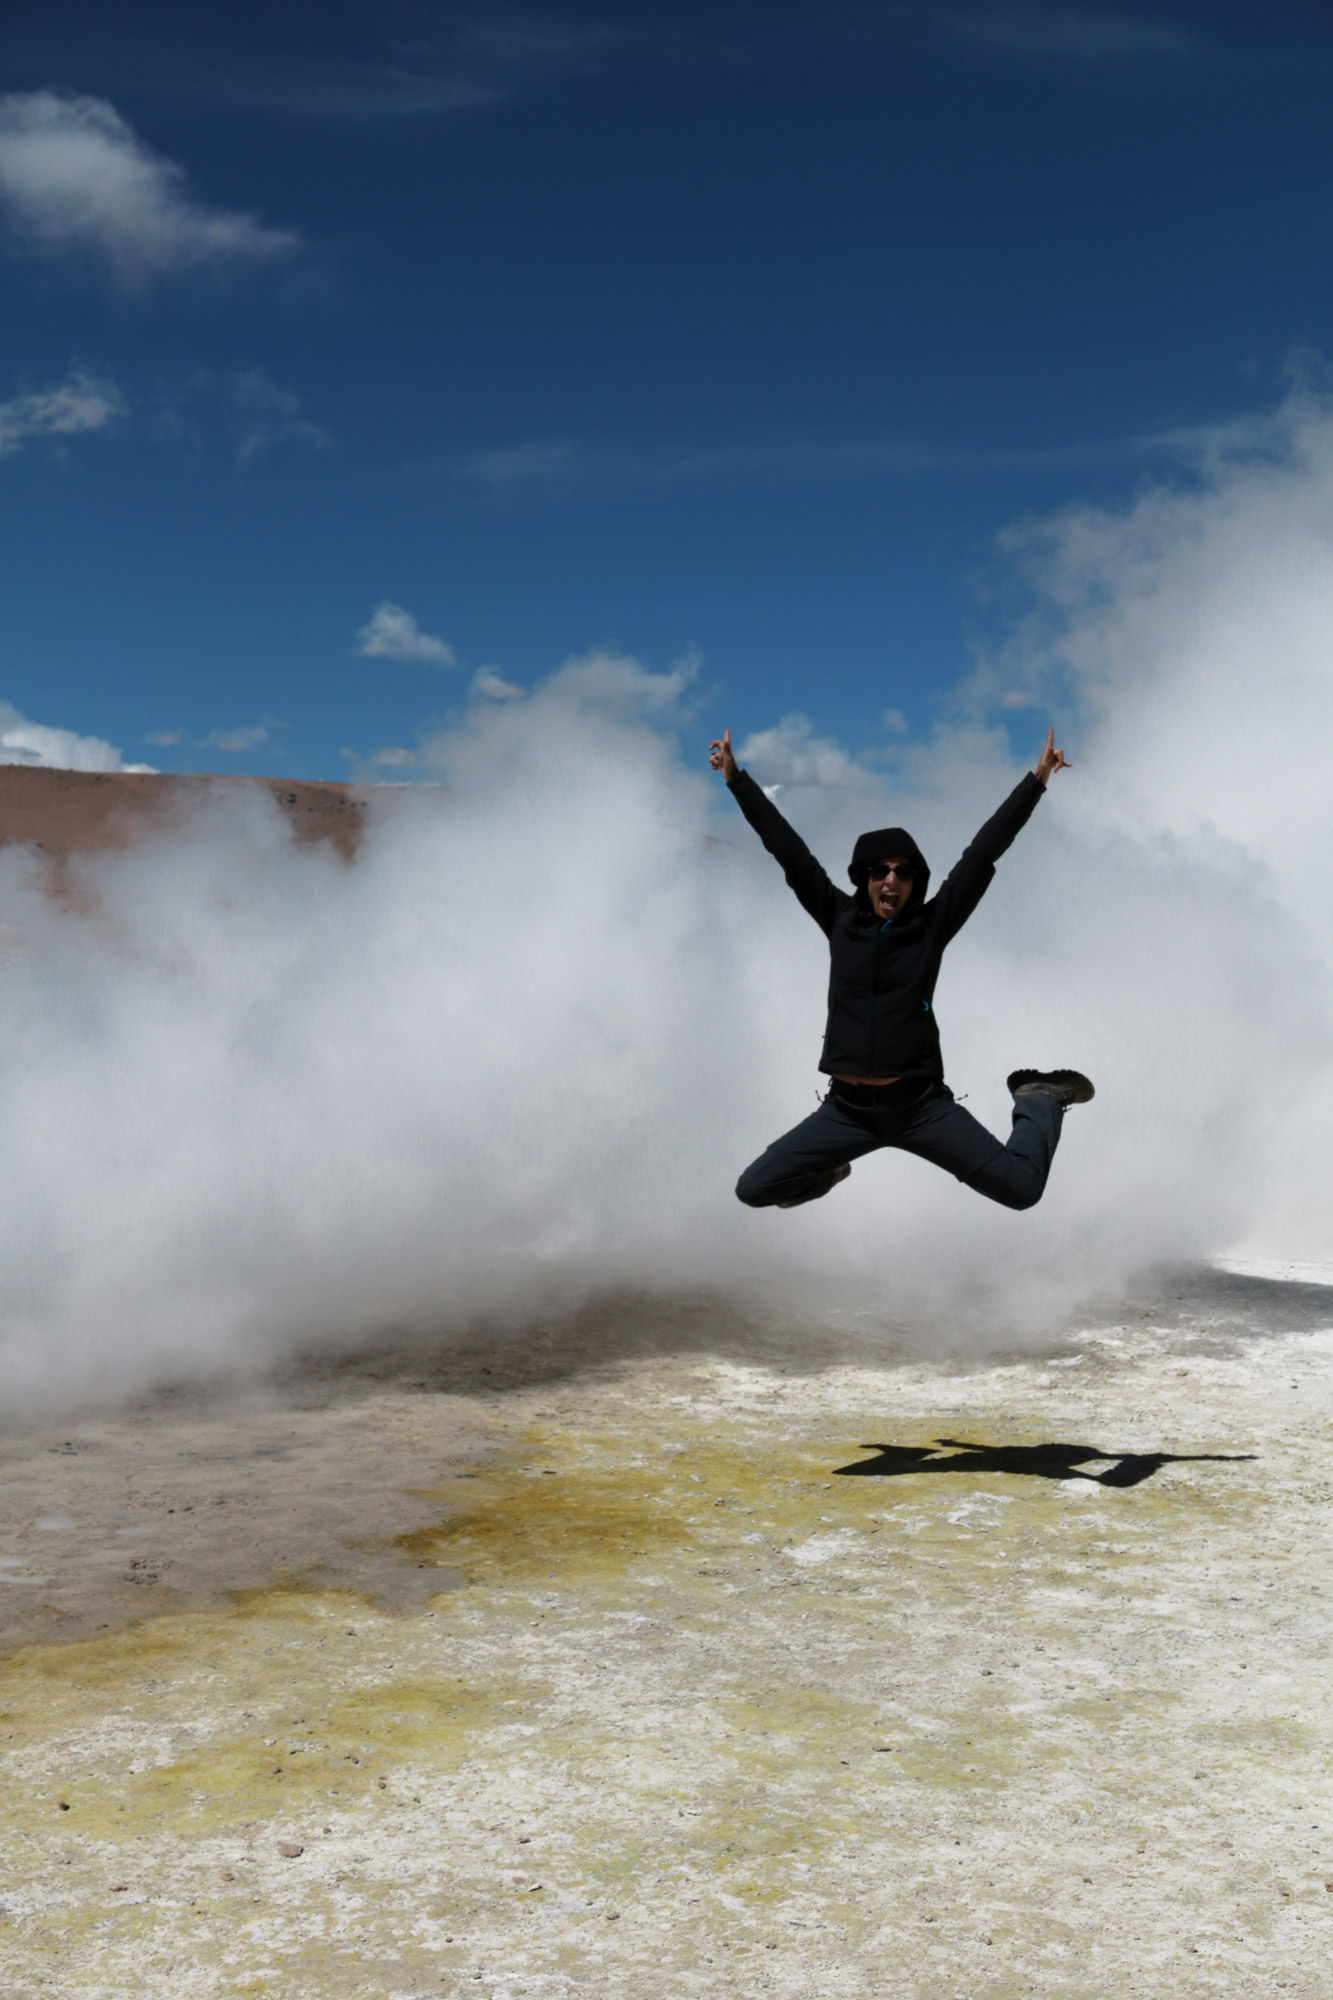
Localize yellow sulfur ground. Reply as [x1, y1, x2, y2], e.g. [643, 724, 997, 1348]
[1, 1274, 1331, 1997]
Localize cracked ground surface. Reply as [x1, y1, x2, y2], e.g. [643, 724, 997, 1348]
[1, 1263, 1331, 1998]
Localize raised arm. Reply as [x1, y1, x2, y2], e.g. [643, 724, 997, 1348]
[710, 728, 847, 936]
[932, 730, 1070, 942]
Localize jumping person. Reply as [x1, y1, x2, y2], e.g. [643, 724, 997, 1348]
[709, 727, 1093, 1212]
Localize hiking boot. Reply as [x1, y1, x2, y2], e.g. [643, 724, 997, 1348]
[1007, 1068, 1095, 1108]
[778, 1162, 852, 1209]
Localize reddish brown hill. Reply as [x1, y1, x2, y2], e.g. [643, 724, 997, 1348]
[0, 766, 369, 865]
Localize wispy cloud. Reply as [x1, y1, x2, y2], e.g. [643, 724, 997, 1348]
[1135, 404, 1316, 467]
[65, 16, 641, 125]
[358, 743, 422, 772]
[952, 9, 1195, 60]
[458, 438, 964, 491]
[0, 366, 123, 459]
[142, 720, 285, 759]
[657, 440, 1062, 480]
[355, 602, 455, 665]
[0, 699, 155, 773]
[149, 369, 328, 467]
[0, 91, 301, 283]
[463, 443, 581, 489]
[455, 422, 1235, 494]
[201, 723, 276, 754]
[228, 369, 329, 465]
[191, 63, 505, 123]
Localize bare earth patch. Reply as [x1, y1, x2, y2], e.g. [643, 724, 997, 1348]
[0, 765, 368, 860]
[0, 1265, 1330, 1997]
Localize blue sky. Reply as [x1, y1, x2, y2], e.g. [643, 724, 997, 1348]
[2, 0, 1333, 778]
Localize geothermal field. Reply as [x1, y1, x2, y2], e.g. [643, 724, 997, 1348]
[8, 5, 1333, 1992]
[1, 741, 1331, 2000]
[2, 1264, 1331, 1999]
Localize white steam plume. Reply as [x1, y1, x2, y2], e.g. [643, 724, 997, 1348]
[3, 393, 1333, 1411]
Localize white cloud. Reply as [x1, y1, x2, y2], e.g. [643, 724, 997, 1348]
[355, 602, 455, 666]
[0, 367, 123, 458]
[472, 667, 526, 701]
[734, 714, 878, 792]
[0, 91, 300, 283]
[0, 700, 155, 772]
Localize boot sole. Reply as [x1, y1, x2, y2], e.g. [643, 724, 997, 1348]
[1007, 1068, 1095, 1105]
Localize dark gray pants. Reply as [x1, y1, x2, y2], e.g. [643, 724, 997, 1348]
[735, 1079, 1063, 1213]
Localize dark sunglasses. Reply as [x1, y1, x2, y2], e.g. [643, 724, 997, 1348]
[868, 860, 915, 882]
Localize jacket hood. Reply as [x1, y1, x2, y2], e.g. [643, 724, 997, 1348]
[848, 826, 930, 913]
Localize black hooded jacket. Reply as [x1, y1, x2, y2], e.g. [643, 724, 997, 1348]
[727, 767, 1045, 1081]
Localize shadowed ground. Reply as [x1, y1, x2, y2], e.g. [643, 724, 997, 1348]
[834, 1438, 1257, 1486]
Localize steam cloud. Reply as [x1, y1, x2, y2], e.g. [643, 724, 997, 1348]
[3, 392, 1333, 1412]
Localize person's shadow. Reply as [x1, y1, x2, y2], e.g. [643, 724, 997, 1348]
[833, 1437, 1255, 1489]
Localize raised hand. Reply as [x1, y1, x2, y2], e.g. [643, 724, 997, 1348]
[709, 728, 738, 781]
[1034, 728, 1071, 785]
